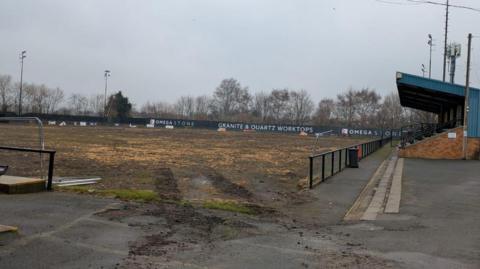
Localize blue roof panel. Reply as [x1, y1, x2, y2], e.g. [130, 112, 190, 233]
[396, 72, 479, 97]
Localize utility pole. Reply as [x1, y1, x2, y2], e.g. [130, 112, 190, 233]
[104, 70, 111, 118]
[442, 0, 449, 82]
[463, 33, 472, 160]
[428, 34, 433, 78]
[18, 50, 27, 116]
[402, 1, 479, 80]
[421, 64, 426, 77]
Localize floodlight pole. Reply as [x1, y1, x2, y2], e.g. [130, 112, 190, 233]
[104, 70, 110, 118]
[401, 1, 478, 82]
[428, 34, 433, 79]
[442, 0, 449, 82]
[462, 33, 472, 160]
[18, 50, 26, 116]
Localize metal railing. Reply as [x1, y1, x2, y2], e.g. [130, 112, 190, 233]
[0, 117, 46, 178]
[0, 146, 56, 191]
[400, 119, 462, 148]
[308, 136, 392, 189]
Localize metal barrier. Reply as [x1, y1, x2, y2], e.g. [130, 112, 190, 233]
[0, 117, 46, 178]
[399, 119, 462, 148]
[308, 137, 392, 189]
[0, 146, 56, 191]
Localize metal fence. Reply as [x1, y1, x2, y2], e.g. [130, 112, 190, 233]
[308, 137, 392, 189]
[0, 117, 56, 191]
[399, 119, 461, 148]
[0, 146, 56, 191]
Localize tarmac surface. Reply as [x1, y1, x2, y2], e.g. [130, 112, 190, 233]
[0, 193, 137, 269]
[334, 158, 480, 269]
[1, 149, 479, 268]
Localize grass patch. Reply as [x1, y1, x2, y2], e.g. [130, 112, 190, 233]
[60, 186, 159, 202]
[203, 200, 256, 215]
[101, 189, 158, 201]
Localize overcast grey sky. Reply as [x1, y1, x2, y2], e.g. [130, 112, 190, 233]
[1, 0, 480, 107]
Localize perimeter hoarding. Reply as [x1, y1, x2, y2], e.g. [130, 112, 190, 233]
[151, 118, 401, 137]
[21, 113, 400, 137]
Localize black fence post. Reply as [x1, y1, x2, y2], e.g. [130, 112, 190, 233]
[309, 156, 313, 189]
[307, 136, 390, 189]
[47, 152, 55, 191]
[339, 150, 342, 170]
[345, 148, 348, 167]
[331, 152, 335, 175]
[321, 155, 325, 181]
[0, 146, 56, 192]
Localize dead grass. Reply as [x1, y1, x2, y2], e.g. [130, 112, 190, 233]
[0, 125, 366, 207]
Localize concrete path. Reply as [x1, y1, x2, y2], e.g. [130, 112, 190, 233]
[362, 155, 397, 220]
[283, 145, 393, 227]
[384, 158, 404, 214]
[0, 192, 141, 269]
[334, 159, 480, 268]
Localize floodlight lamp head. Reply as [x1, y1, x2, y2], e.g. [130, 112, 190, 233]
[447, 43, 461, 57]
[455, 44, 461, 57]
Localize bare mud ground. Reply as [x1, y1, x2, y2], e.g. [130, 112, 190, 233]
[0, 125, 397, 268]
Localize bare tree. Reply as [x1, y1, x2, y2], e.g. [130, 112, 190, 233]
[376, 92, 406, 129]
[69, 93, 89, 115]
[211, 78, 251, 119]
[268, 89, 290, 122]
[356, 88, 381, 128]
[313, 98, 335, 126]
[140, 101, 176, 118]
[44, 87, 65, 114]
[252, 91, 270, 122]
[334, 88, 358, 126]
[406, 108, 437, 124]
[0, 75, 13, 113]
[175, 96, 195, 118]
[87, 94, 104, 116]
[288, 89, 314, 125]
[194, 95, 210, 119]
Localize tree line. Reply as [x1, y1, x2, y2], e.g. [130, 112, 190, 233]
[0, 74, 434, 128]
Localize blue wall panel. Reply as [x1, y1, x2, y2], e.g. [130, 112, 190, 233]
[468, 88, 480, 138]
